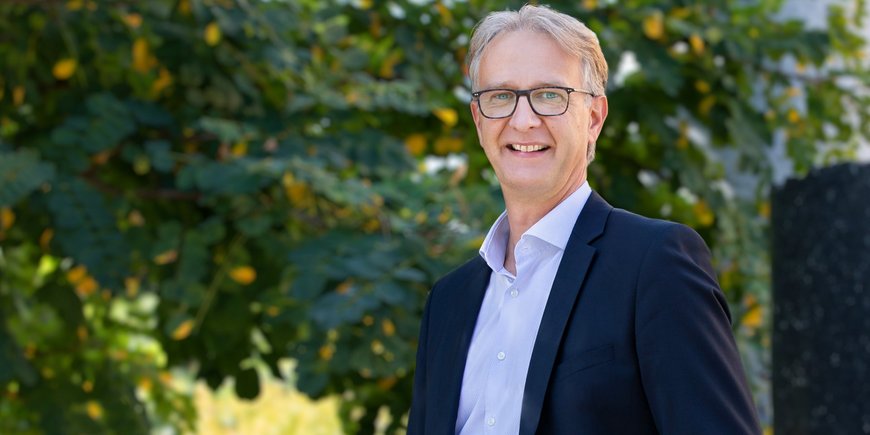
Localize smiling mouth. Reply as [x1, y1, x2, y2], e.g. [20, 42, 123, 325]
[508, 144, 550, 153]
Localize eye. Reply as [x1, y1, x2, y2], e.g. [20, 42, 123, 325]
[541, 91, 559, 100]
[491, 91, 513, 101]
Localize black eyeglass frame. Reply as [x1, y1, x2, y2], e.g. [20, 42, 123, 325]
[471, 86, 596, 119]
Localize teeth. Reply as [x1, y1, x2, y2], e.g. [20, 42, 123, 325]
[511, 144, 547, 152]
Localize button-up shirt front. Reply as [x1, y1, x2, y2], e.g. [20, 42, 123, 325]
[455, 182, 592, 435]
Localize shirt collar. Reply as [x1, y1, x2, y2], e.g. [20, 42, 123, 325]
[478, 181, 592, 272]
[525, 182, 592, 251]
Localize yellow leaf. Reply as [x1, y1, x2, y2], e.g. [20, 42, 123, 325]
[643, 11, 665, 41]
[379, 51, 402, 79]
[311, 45, 324, 64]
[670, 7, 691, 19]
[676, 136, 689, 150]
[178, 0, 191, 15]
[12, 86, 25, 106]
[154, 249, 178, 265]
[742, 305, 762, 328]
[39, 228, 54, 251]
[414, 211, 427, 224]
[132, 38, 155, 72]
[787, 109, 800, 124]
[689, 34, 705, 55]
[748, 27, 760, 39]
[53, 58, 77, 81]
[434, 137, 463, 155]
[698, 95, 716, 116]
[128, 209, 145, 226]
[67, 0, 83, 11]
[67, 265, 88, 284]
[336, 280, 353, 294]
[138, 376, 153, 394]
[362, 315, 374, 326]
[371, 339, 385, 355]
[230, 266, 257, 285]
[433, 108, 458, 127]
[24, 344, 36, 360]
[405, 134, 426, 156]
[693, 200, 715, 227]
[358, 0, 373, 9]
[363, 218, 380, 233]
[0, 207, 14, 230]
[204, 22, 221, 46]
[86, 401, 103, 420]
[438, 208, 451, 224]
[75, 277, 98, 298]
[77, 325, 88, 341]
[125, 277, 140, 297]
[123, 13, 142, 29]
[266, 306, 280, 317]
[582, 0, 597, 9]
[171, 319, 195, 340]
[381, 319, 395, 336]
[82, 380, 93, 392]
[435, 2, 453, 26]
[758, 201, 771, 219]
[319, 344, 335, 361]
[231, 141, 248, 157]
[694, 80, 710, 94]
[150, 67, 173, 97]
[377, 376, 397, 390]
[369, 13, 382, 37]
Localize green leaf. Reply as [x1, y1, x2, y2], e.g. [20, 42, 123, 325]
[0, 149, 55, 207]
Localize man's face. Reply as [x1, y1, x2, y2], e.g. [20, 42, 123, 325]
[471, 30, 607, 202]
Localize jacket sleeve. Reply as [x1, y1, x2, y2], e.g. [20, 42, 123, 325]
[635, 223, 762, 434]
[407, 289, 433, 435]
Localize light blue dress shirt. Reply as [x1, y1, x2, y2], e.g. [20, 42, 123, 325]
[455, 182, 593, 435]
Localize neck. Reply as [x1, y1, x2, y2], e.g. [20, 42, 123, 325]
[501, 180, 584, 275]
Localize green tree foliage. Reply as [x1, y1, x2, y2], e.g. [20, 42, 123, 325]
[0, 0, 867, 433]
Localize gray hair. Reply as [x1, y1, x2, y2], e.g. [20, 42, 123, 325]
[466, 4, 608, 97]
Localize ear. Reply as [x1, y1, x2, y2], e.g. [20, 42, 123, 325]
[470, 100, 484, 146]
[587, 96, 609, 145]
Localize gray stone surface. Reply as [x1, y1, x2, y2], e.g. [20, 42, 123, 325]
[772, 163, 870, 434]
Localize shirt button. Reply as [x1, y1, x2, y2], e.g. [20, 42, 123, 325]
[510, 288, 519, 298]
[497, 351, 506, 361]
[487, 417, 496, 426]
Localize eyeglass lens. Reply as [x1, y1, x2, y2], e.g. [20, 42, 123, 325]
[478, 88, 570, 118]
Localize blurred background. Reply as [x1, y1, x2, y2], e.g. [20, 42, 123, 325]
[1, 0, 867, 433]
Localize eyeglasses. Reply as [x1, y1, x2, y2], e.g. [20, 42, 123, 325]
[471, 86, 595, 119]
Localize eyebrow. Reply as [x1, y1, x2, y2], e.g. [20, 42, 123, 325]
[480, 81, 570, 89]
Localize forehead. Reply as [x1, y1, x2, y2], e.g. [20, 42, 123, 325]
[477, 29, 580, 88]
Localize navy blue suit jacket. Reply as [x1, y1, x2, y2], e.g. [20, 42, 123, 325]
[407, 192, 761, 434]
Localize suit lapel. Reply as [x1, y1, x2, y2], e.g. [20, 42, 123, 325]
[519, 192, 612, 435]
[433, 256, 491, 433]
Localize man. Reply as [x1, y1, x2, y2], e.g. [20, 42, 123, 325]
[408, 4, 761, 435]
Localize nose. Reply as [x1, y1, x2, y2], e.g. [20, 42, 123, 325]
[508, 95, 542, 131]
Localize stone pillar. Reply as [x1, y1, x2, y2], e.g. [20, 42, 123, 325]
[771, 163, 870, 434]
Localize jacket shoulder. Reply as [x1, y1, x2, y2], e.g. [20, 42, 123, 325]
[606, 207, 706, 245]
